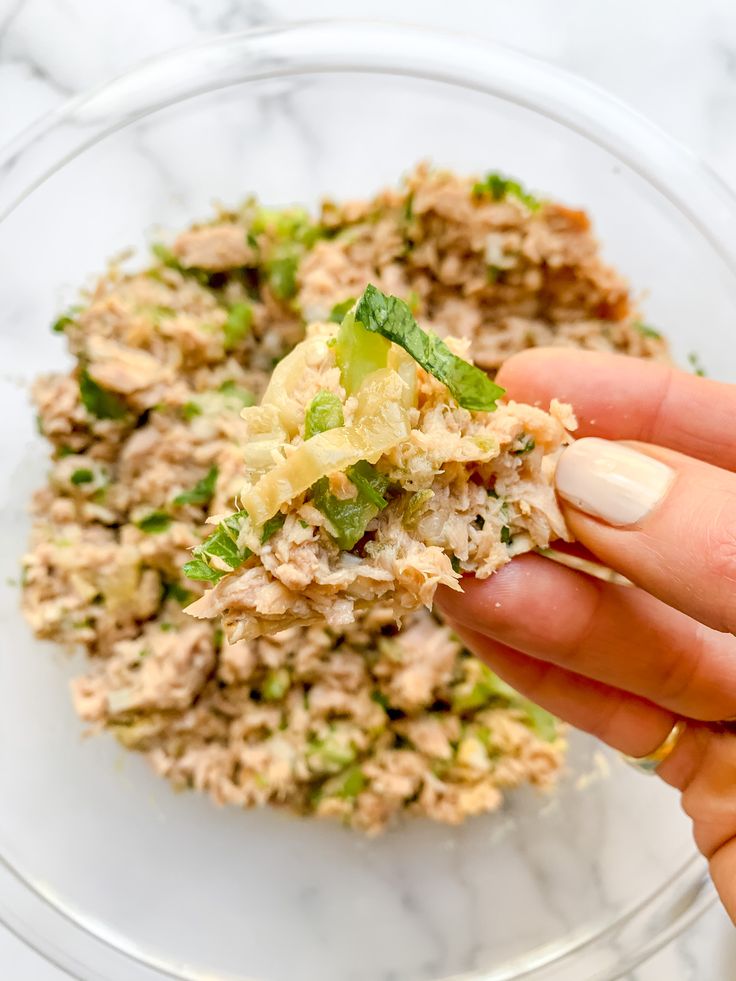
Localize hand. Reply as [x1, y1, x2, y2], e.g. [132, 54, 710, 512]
[436, 348, 736, 923]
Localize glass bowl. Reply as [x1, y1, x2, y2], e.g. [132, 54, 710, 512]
[0, 21, 732, 981]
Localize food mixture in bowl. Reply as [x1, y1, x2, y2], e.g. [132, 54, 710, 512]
[21, 166, 667, 833]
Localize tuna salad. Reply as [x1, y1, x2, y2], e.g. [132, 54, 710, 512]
[185, 284, 575, 641]
[22, 166, 668, 833]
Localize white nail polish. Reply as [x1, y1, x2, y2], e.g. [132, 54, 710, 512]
[555, 438, 674, 526]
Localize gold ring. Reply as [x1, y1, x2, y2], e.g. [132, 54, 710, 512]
[621, 720, 687, 775]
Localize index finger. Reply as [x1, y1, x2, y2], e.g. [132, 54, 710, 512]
[497, 348, 736, 472]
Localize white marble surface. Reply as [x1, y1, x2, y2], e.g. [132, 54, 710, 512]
[0, 0, 735, 978]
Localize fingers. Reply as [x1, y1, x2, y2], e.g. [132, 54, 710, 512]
[711, 838, 736, 926]
[444, 620, 674, 757]
[658, 724, 736, 926]
[556, 439, 736, 635]
[436, 554, 736, 721]
[497, 348, 736, 472]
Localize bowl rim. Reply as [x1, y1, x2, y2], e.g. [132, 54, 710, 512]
[0, 18, 725, 981]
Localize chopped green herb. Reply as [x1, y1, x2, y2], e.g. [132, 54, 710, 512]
[328, 297, 356, 324]
[182, 401, 202, 420]
[214, 627, 224, 649]
[260, 513, 286, 544]
[472, 172, 541, 211]
[688, 351, 707, 377]
[136, 511, 172, 534]
[298, 519, 310, 529]
[450, 555, 462, 574]
[173, 465, 218, 507]
[262, 668, 290, 701]
[52, 305, 81, 333]
[354, 285, 505, 411]
[370, 690, 390, 710]
[57, 445, 75, 458]
[512, 434, 536, 456]
[308, 448, 390, 552]
[185, 509, 252, 582]
[633, 320, 662, 340]
[151, 243, 180, 267]
[487, 265, 503, 284]
[70, 468, 94, 485]
[79, 369, 128, 420]
[501, 525, 512, 545]
[223, 302, 253, 350]
[304, 391, 345, 440]
[165, 581, 193, 605]
[304, 369, 390, 549]
[182, 558, 225, 583]
[346, 459, 388, 510]
[159, 622, 174, 632]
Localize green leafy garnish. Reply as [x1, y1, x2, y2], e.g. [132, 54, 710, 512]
[79, 369, 128, 420]
[173, 465, 218, 507]
[260, 513, 286, 544]
[182, 558, 225, 584]
[136, 511, 172, 534]
[472, 172, 541, 211]
[633, 321, 662, 340]
[304, 391, 345, 440]
[450, 555, 462, 574]
[354, 285, 505, 411]
[223, 302, 253, 350]
[183, 509, 252, 582]
[328, 297, 356, 324]
[70, 468, 94, 485]
[501, 526, 512, 545]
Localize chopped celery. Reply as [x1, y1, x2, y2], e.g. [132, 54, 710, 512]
[334, 310, 390, 395]
[223, 302, 253, 350]
[262, 668, 290, 701]
[304, 391, 345, 439]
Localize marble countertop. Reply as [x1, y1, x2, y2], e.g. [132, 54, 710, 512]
[0, 0, 734, 978]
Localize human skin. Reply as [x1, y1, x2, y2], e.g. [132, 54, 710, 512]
[436, 348, 736, 923]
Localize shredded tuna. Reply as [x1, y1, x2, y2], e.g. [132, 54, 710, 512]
[21, 166, 667, 833]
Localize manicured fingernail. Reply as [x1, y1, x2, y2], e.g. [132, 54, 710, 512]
[555, 438, 674, 526]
